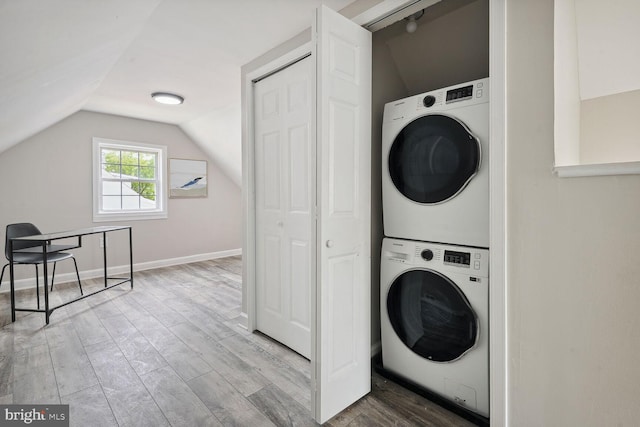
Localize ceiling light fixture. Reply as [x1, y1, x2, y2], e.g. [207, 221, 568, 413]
[151, 92, 184, 105]
[405, 10, 425, 33]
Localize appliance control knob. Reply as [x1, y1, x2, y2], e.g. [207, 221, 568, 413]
[421, 249, 434, 261]
[423, 95, 435, 108]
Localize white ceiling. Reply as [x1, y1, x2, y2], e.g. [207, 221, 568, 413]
[0, 0, 357, 186]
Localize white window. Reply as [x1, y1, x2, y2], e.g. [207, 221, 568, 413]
[93, 137, 168, 222]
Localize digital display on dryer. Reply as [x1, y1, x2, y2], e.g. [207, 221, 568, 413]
[444, 250, 471, 266]
[446, 84, 474, 103]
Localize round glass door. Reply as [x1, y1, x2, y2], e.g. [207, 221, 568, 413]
[388, 114, 480, 204]
[387, 269, 477, 362]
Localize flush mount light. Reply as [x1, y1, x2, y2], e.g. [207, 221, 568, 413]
[151, 92, 184, 105]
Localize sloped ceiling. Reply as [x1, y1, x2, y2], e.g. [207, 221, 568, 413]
[0, 0, 356, 186]
[382, 0, 488, 95]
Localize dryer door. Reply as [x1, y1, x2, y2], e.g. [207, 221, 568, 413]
[388, 114, 480, 204]
[387, 269, 478, 362]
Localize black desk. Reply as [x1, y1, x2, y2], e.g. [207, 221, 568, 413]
[9, 225, 133, 324]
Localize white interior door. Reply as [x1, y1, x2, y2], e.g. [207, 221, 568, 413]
[312, 5, 372, 423]
[254, 56, 313, 359]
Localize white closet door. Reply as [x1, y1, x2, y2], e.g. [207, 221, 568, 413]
[313, 5, 372, 423]
[254, 56, 313, 359]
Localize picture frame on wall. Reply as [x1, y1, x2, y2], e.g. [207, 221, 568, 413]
[169, 158, 208, 198]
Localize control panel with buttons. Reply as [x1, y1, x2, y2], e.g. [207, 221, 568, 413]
[383, 239, 488, 277]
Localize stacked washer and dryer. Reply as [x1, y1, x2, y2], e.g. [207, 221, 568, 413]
[380, 78, 490, 419]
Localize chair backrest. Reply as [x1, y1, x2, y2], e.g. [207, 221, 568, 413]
[5, 223, 42, 260]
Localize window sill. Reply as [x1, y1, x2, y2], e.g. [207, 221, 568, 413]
[553, 161, 640, 178]
[93, 211, 168, 222]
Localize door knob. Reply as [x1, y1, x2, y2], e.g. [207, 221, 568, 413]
[326, 240, 334, 248]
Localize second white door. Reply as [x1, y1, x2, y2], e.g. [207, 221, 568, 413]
[254, 56, 313, 359]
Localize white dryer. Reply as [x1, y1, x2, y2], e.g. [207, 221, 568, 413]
[382, 78, 489, 248]
[380, 237, 489, 417]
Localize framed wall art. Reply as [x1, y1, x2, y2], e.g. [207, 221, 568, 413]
[169, 158, 207, 198]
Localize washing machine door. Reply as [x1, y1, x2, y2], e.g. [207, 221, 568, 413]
[388, 114, 480, 204]
[387, 269, 478, 362]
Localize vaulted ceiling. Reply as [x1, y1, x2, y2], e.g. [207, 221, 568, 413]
[0, 0, 357, 186]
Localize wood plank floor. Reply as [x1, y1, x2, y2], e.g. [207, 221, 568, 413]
[0, 256, 476, 426]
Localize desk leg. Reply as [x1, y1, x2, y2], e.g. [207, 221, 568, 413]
[103, 232, 108, 288]
[129, 227, 133, 289]
[43, 242, 50, 325]
[9, 240, 16, 322]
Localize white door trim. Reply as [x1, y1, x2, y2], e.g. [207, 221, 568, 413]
[488, 1, 507, 425]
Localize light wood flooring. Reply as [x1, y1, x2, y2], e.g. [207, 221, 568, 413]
[0, 256, 476, 426]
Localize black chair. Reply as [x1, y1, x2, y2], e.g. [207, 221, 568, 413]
[0, 223, 83, 307]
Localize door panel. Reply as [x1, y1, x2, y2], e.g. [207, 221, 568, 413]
[289, 125, 310, 212]
[255, 56, 313, 359]
[263, 235, 282, 313]
[290, 239, 311, 328]
[326, 253, 357, 377]
[262, 132, 281, 210]
[313, 5, 372, 423]
[328, 101, 358, 215]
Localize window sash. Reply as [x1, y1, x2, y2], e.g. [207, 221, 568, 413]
[93, 138, 167, 222]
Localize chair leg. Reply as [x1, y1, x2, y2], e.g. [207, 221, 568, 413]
[71, 257, 83, 295]
[35, 264, 40, 310]
[51, 262, 57, 292]
[0, 263, 7, 289]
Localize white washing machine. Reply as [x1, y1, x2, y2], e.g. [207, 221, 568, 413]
[382, 78, 489, 248]
[380, 237, 489, 417]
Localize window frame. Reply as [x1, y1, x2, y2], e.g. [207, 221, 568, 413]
[92, 137, 168, 222]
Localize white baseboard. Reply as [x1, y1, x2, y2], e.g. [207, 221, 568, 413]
[237, 312, 249, 330]
[0, 248, 242, 293]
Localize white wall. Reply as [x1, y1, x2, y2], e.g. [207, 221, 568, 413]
[507, 1, 640, 425]
[554, 0, 581, 165]
[580, 89, 640, 164]
[574, 0, 640, 100]
[181, 104, 242, 187]
[0, 111, 241, 285]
